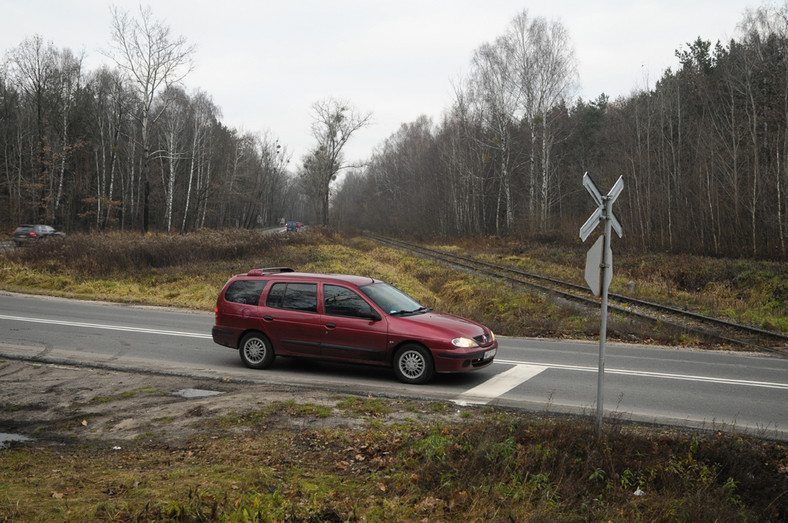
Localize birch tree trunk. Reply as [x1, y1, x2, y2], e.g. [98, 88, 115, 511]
[107, 4, 194, 232]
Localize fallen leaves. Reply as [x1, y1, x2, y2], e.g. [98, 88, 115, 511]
[416, 495, 445, 511]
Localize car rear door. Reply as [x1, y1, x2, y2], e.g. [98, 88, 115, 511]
[261, 281, 322, 356]
[320, 284, 389, 364]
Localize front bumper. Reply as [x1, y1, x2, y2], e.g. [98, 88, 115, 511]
[433, 344, 497, 373]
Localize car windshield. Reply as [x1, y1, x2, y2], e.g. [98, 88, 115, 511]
[359, 282, 430, 316]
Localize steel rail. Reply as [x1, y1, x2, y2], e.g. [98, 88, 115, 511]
[364, 233, 788, 357]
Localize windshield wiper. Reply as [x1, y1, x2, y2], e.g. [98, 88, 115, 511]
[391, 306, 432, 316]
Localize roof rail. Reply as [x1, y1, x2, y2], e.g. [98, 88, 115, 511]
[247, 267, 294, 276]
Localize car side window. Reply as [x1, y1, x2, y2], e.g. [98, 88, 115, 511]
[224, 279, 268, 305]
[266, 282, 317, 313]
[324, 284, 375, 318]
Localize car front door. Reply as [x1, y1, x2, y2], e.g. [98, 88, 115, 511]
[320, 284, 389, 364]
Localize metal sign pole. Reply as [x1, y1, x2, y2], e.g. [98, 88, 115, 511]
[595, 196, 614, 436]
[579, 173, 623, 438]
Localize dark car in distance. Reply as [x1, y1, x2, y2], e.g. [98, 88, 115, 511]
[211, 268, 497, 384]
[12, 224, 66, 246]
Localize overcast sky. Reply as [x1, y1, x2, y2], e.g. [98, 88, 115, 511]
[2, 0, 754, 167]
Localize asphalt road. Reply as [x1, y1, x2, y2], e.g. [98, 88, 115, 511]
[1, 291, 786, 439]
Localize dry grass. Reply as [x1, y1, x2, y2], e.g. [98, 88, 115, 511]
[0, 408, 785, 521]
[450, 236, 788, 336]
[1, 231, 786, 520]
[2, 228, 782, 346]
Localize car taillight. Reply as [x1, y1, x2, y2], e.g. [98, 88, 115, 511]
[215, 305, 219, 321]
[29, 232, 37, 238]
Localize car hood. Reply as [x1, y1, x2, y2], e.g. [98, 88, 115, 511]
[388, 310, 489, 340]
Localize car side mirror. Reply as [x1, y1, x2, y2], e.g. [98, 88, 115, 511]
[363, 307, 381, 322]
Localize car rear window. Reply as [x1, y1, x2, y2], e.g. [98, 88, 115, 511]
[224, 279, 268, 305]
[266, 282, 317, 313]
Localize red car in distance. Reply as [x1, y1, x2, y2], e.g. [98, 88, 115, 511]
[211, 268, 497, 384]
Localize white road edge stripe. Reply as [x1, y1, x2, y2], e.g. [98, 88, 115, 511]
[0, 314, 212, 339]
[2, 315, 785, 391]
[494, 358, 788, 390]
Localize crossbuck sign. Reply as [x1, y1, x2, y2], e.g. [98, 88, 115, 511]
[579, 173, 624, 436]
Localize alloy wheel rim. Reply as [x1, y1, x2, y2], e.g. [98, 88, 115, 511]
[245, 339, 265, 363]
[400, 351, 424, 378]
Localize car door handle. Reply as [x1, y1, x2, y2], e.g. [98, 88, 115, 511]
[263, 315, 274, 321]
[325, 323, 336, 329]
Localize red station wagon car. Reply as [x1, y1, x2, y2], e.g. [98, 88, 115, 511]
[212, 268, 497, 384]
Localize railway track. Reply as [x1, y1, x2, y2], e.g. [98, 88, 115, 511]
[365, 233, 788, 357]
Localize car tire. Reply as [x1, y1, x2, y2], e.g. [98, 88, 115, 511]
[239, 332, 275, 369]
[393, 344, 434, 384]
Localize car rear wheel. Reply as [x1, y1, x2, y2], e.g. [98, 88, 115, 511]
[239, 332, 274, 369]
[393, 344, 434, 384]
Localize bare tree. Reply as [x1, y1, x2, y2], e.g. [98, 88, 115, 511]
[303, 98, 371, 226]
[51, 47, 83, 221]
[89, 66, 130, 230]
[105, 4, 194, 232]
[7, 35, 57, 221]
[469, 39, 519, 234]
[6, 36, 86, 225]
[508, 11, 577, 229]
[462, 11, 576, 233]
[181, 90, 219, 232]
[739, 3, 788, 256]
[156, 85, 188, 233]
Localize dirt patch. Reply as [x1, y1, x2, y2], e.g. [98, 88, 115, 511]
[2, 358, 786, 521]
[0, 358, 429, 449]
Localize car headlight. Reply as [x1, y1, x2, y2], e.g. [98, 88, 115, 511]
[451, 337, 479, 348]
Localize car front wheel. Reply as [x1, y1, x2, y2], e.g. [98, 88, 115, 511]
[239, 332, 274, 369]
[393, 344, 434, 384]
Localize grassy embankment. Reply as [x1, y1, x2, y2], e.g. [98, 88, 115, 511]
[0, 229, 786, 520]
[1, 400, 786, 521]
[1, 227, 785, 344]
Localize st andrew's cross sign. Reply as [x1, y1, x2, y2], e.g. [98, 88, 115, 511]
[579, 172, 623, 436]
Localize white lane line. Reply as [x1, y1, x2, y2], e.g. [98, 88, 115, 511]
[0, 314, 212, 339]
[494, 358, 788, 390]
[454, 364, 547, 405]
[3, 314, 786, 392]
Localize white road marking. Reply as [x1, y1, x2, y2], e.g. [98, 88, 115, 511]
[454, 364, 547, 405]
[2, 314, 786, 392]
[0, 314, 212, 339]
[494, 358, 788, 390]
